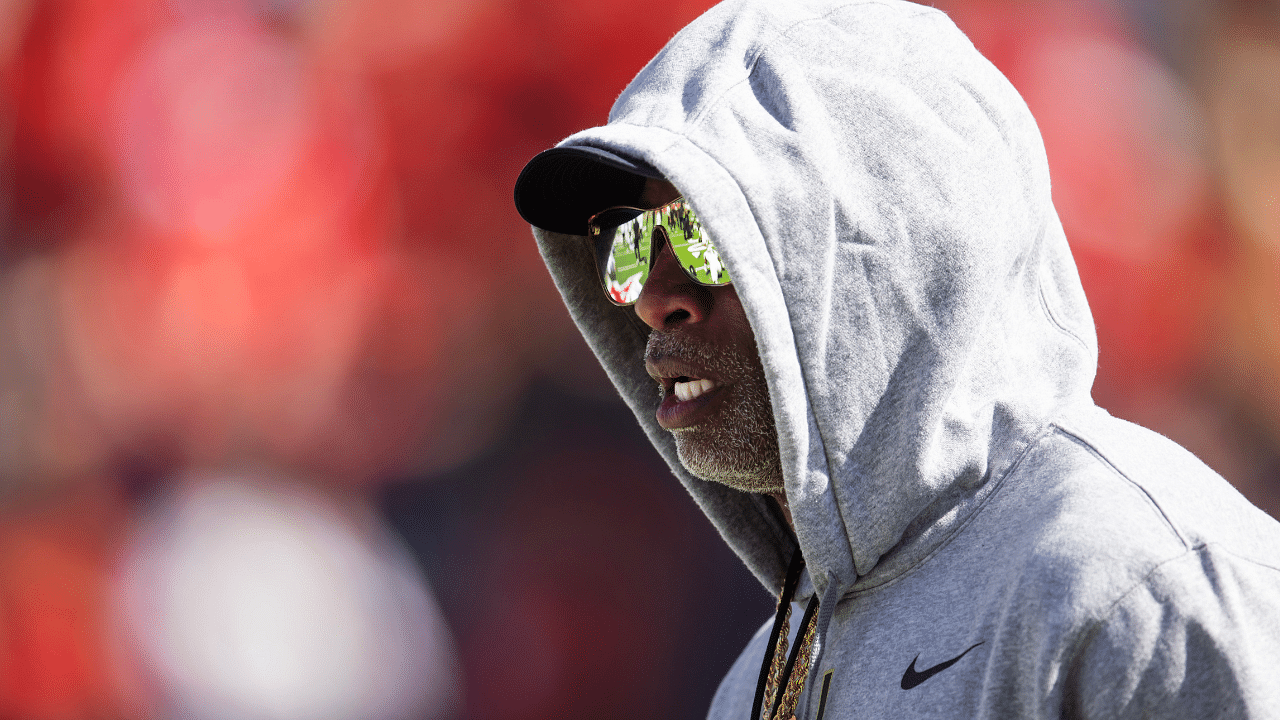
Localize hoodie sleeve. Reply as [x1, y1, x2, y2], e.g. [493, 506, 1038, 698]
[1065, 545, 1280, 719]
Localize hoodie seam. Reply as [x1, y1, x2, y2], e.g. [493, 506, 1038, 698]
[688, 1, 940, 129]
[843, 421, 1058, 598]
[1049, 424, 1190, 550]
[1036, 275, 1092, 353]
[1065, 546, 1201, 716]
[1063, 541, 1280, 716]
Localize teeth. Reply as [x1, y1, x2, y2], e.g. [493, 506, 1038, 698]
[673, 378, 717, 402]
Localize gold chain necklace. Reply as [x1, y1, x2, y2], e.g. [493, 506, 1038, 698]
[752, 548, 820, 720]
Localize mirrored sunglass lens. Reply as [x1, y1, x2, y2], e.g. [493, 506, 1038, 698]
[592, 212, 652, 305]
[662, 203, 731, 286]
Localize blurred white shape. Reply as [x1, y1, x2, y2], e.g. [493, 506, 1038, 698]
[118, 473, 461, 720]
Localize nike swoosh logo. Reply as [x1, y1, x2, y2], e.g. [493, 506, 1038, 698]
[900, 641, 985, 690]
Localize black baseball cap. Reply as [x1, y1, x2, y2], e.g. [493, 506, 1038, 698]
[513, 146, 664, 235]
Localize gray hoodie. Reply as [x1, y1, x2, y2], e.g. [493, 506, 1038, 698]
[528, 0, 1280, 717]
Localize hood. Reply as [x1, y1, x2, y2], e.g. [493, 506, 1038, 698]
[531, 0, 1097, 603]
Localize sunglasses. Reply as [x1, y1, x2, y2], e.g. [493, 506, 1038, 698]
[587, 197, 731, 306]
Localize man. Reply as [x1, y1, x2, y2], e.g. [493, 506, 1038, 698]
[513, 1, 1280, 718]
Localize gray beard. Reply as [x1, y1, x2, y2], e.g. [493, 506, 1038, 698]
[646, 331, 783, 493]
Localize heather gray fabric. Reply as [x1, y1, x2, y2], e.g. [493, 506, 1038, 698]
[528, 0, 1280, 717]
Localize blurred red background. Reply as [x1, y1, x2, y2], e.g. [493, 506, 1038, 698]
[0, 0, 1277, 718]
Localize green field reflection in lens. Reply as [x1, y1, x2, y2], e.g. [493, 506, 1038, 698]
[592, 208, 650, 305]
[660, 201, 730, 286]
[588, 198, 729, 306]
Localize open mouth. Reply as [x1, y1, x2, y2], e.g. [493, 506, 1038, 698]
[672, 376, 718, 402]
[654, 372, 729, 430]
[647, 355, 730, 429]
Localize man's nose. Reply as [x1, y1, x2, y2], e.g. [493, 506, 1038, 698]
[634, 229, 711, 331]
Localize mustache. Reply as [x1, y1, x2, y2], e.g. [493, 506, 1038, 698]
[644, 330, 759, 383]
[645, 330, 721, 368]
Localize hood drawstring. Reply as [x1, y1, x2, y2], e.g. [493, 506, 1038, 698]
[752, 548, 820, 720]
[809, 569, 843, 690]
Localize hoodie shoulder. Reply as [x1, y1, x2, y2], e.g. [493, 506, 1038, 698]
[901, 414, 1280, 717]
[1063, 544, 1280, 718]
[969, 408, 1280, 602]
[1053, 406, 1280, 564]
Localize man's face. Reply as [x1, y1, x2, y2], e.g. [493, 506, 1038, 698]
[635, 180, 783, 494]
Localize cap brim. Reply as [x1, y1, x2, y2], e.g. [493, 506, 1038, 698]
[514, 146, 663, 235]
